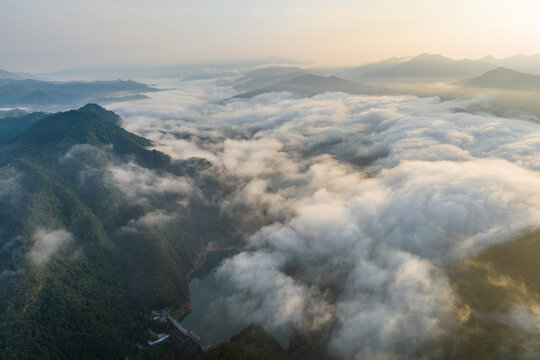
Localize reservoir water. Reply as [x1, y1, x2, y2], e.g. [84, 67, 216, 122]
[180, 249, 243, 346]
[180, 248, 291, 347]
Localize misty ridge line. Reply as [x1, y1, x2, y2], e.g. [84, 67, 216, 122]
[4, 52, 540, 78]
[7, 53, 540, 128]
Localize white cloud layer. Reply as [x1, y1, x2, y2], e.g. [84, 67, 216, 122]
[108, 161, 193, 199]
[0, 166, 22, 204]
[108, 80, 540, 358]
[28, 228, 73, 266]
[120, 209, 176, 233]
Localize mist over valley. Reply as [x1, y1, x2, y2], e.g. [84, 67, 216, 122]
[2, 1, 540, 358]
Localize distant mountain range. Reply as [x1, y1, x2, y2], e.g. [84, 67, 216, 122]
[361, 53, 494, 79]
[333, 54, 495, 81]
[229, 56, 540, 101]
[479, 54, 540, 75]
[456, 67, 540, 92]
[233, 73, 385, 99]
[5, 52, 540, 84]
[0, 69, 22, 80]
[232, 66, 307, 92]
[228, 53, 540, 98]
[224, 59, 540, 121]
[0, 78, 158, 108]
[317, 53, 540, 82]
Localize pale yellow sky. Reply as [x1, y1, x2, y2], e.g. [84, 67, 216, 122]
[1, 0, 540, 71]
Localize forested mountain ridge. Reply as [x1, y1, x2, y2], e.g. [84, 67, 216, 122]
[0, 104, 227, 359]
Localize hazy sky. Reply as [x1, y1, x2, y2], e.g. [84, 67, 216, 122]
[2, 0, 540, 72]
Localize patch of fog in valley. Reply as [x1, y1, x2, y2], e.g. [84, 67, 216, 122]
[106, 78, 540, 359]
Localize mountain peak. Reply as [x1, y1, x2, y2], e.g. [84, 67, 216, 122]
[5, 106, 150, 162]
[78, 103, 121, 124]
[457, 66, 540, 91]
[79, 103, 107, 111]
[479, 55, 498, 63]
[484, 66, 519, 75]
[412, 53, 451, 61]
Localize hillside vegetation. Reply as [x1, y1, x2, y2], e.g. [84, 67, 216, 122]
[0, 104, 229, 359]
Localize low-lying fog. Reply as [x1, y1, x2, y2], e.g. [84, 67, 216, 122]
[106, 77, 540, 359]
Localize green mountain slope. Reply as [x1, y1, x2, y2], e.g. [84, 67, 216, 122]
[0, 112, 48, 144]
[441, 228, 540, 359]
[0, 104, 226, 360]
[5, 107, 150, 158]
[200, 325, 286, 360]
[79, 103, 122, 124]
[201, 324, 335, 360]
[0, 105, 182, 174]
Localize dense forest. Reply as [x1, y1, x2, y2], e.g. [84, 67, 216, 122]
[0, 104, 233, 359]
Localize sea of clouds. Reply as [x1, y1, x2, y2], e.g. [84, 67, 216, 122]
[107, 78, 540, 359]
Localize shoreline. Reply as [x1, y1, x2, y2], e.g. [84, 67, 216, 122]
[187, 242, 240, 280]
[177, 241, 242, 320]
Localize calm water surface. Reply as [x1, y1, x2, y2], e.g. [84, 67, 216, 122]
[180, 249, 291, 346]
[180, 249, 242, 346]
